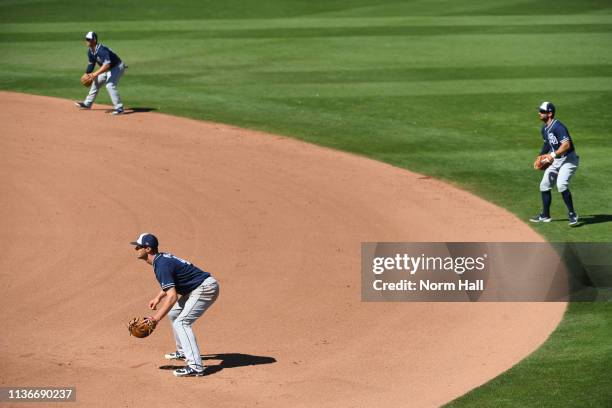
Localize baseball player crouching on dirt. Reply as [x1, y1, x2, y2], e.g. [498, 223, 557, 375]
[75, 31, 126, 115]
[131, 233, 219, 377]
[530, 102, 580, 226]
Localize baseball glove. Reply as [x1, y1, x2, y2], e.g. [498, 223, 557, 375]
[128, 316, 157, 338]
[80, 73, 94, 87]
[533, 154, 553, 171]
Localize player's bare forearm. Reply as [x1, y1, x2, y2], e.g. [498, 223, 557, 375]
[554, 140, 572, 156]
[148, 290, 167, 310]
[152, 287, 178, 322]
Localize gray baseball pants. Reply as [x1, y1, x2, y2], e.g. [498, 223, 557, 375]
[168, 276, 219, 371]
[539, 151, 579, 192]
[84, 62, 125, 109]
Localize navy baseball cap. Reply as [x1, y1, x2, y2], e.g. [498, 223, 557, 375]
[538, 101, 555, 114]
[85, 31, 97, 41]
[130, 233, 159, 248]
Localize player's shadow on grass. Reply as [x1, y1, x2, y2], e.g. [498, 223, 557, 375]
[159, 353, 276, 376]
[123, 107, 156, 115]
[572, 214, 612, 228]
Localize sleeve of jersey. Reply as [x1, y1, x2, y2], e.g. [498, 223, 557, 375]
[557, 125, 571, 143]
[155, 260, 177, 291]
[539, 141, 550, 155]
[97, 47, 112, 65]
[86, 51, 95, 74]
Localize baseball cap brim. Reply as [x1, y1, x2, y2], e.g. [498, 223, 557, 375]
[130, 241, 154, 247]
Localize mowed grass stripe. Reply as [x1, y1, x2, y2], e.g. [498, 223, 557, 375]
[93, 65, 612, 87]
[208, 77, 612, 97]
[1, 0, 611, 22]
[2, 14, 612, 33]
[3, 23, 612, 42]
[3, 35, 610, 79]
[241, 65, 612, 84]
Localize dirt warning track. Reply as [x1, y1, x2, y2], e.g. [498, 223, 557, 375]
[0, 92, 565, 407]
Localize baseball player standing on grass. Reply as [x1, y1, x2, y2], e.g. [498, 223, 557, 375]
[530, 102, 580, 226]
[131, 233, 220, 377]
[75, 31, 125, 115]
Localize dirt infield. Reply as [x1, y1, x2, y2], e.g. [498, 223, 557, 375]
[0, 91, 565, 407]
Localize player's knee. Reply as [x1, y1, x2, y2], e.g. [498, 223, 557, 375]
[105, 82, 116, 90]
[539, 182, 551, 192]
[172, 316, 189, 327]
[557, 182, 568, 193]
[168, 309, 180, 322]
[174, 315, 197, 328]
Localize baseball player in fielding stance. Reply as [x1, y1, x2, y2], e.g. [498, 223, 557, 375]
[530, 102, 580, 226]
[75, 31, 125, 115]
[131, 233, 219, 377]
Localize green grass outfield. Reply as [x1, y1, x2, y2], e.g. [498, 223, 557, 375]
[1, 1, 610, 406]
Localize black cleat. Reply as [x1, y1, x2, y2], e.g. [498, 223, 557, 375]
[74, 101, 91, 109]
[173, 366, 205, 377]
[568, 212, 579, 226]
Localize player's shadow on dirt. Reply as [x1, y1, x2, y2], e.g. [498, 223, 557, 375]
[159, 353, 276, 376]
[101, 107, 156, 114]
[572, 214, 612, 228]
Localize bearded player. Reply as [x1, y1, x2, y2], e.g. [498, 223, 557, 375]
[530, 102, 580, 226]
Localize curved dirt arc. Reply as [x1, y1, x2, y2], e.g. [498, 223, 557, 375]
[0, 91, 565, 407]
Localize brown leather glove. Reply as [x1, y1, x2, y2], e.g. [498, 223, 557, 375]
[533, 154, 553, 171]
[80, 73, 94, 87]
[128, 316, 157, 338]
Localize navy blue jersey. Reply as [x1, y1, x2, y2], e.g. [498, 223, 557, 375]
[86, 44, 122, 73]
[540, 119, 575, 156]
[152, 253, 210, 295]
